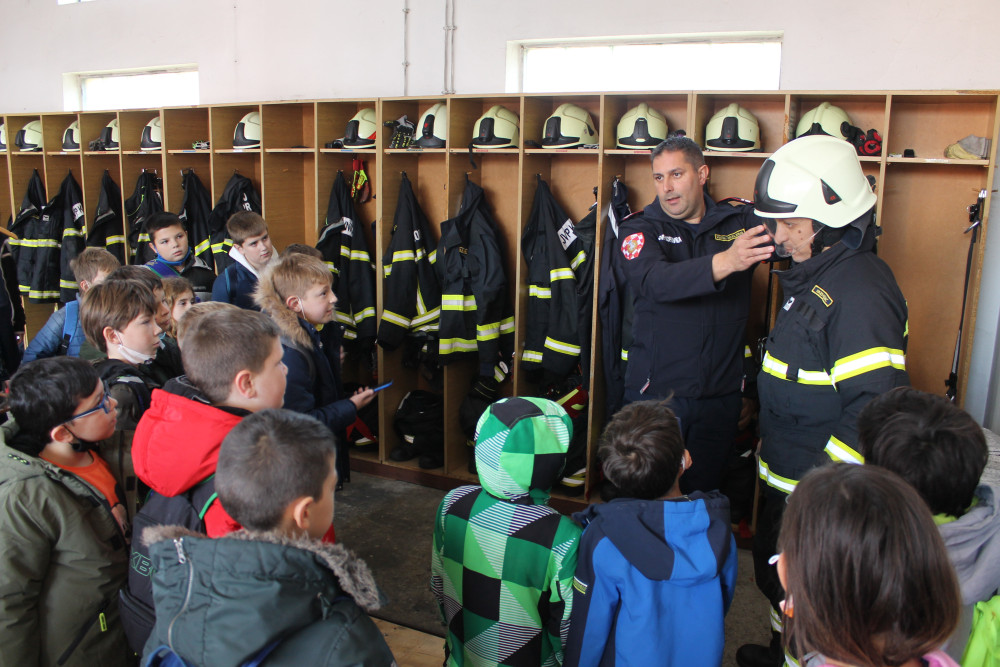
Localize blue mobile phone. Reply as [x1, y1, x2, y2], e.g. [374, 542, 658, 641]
[371, 381, 393, 393]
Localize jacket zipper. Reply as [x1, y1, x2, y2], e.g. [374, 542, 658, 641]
[56, 598, 109, 665]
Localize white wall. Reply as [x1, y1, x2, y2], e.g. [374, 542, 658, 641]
[3, 0, 1000, 421]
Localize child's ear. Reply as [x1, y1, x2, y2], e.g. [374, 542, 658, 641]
[78, 279, 91, 293]
[49, 423, 75, 446]
[285, 295, 302, 314]
[679, 449, 692, 477]
[102, 326, 118, 347]
[289, 495, 315, 534]
[233, 368, 254, 398]
[147, 241, 157, 255]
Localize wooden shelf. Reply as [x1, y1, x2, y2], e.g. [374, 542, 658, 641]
[886, 157, 990, 166]
[215, 148, 261, 154]
[319, 148, 376, 154]
[703, 151, 772, 159]
[122, 150, 161, 155]
[167, 149, 211, 155]
[523, 148, 600, 155]
[384, 148, 448, 154]
[264, 147, 314, 153]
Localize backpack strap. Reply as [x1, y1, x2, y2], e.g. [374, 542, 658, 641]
[58, 300, 79, 356]
[147, 259, 180, 279]
[187, 475, 217, 521]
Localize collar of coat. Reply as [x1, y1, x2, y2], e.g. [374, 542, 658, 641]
[141, 524, 383, 612]
[254, 271, 316, 351]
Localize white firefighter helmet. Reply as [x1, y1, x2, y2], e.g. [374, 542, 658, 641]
[616, 103, 668, 148]
[100, 118, 120, 150]
[62, 120, 81, 152]
[233, 111, 261, 148]
[795, 102, 853, 141]
[472, 105, 519, 148]
[15, 120, 43, 151]
[414, 103, 447, 148]
[141, 116, 162, 150]
[705, 103, 761, 152]
[343, 108, 377, 147]
[542, 103, 597, 148]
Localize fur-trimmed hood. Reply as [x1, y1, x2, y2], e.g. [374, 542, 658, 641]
[254, 267, 314, 351]
[142, 525, 392, 666]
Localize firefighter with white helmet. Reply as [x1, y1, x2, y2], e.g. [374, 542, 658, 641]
[737, 134, 909, 667]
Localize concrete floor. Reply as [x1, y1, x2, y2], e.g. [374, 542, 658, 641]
[336, 472, 774, 666]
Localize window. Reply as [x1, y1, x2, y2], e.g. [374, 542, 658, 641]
[58, 0, 96, 4]
[507, 33, 782, 93]
[63, 67, 199, 111]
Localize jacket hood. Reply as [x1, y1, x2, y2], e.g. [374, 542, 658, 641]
[939, 484, 1000, 603]
[254, 267, 313, 350]
[228, 244, 277, 279]
[132, 388, 243, 496]
[573, 491, 733, 581]
[474, 396, 572, 504]
[143, 525, 383, 664]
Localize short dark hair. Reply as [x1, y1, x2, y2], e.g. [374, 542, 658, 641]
[859, 386, 988, 517]
[779, 464, 960, 666]
[216, 409, 337, 531]
[226, 211, 268, 245]
[108, 265, 163, 292]
[4, 357, 100, 456]
[280, 243, 323, 260]
[80, 280, 159, 352]
[182, 308, 281, 404]
[145, 212, 186, 242]
[598, 400, 684, 500]
[650, 135, 705, 169]
[70, 247, 120, 284]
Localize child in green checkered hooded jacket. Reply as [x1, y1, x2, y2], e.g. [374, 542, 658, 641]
[431, 396, 581, 667]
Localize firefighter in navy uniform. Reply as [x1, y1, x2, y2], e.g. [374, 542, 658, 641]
[736, 135, 909, 667]
[619, 135, 773, 494]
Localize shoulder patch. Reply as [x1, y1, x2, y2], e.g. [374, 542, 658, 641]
[811, 285, 834, 307]
[621, 232, 645, 260]
[714, 228, 745, 242]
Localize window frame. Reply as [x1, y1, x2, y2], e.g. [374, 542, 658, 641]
[62, 65, 199, 112]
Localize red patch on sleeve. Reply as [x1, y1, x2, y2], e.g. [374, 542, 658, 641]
[621, 232, 645, 260]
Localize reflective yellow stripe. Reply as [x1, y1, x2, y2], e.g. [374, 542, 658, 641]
[758, 459, 797, 493]
[439, 338, 477, 353]
[831, 347, 906, 383]
[383, 264, 392, 278]
[621, 349, 628, 361]
[194, 239, 211, 255]
[13, 239, 60, 248]
[381, 310, 411, 328]
[770, 606, 783, 633]
[353, 307, 376, 323]
[442, 295, 475, 310]
[28, 289, 60, 299]
[499, 317, 514, 334]
[428, 249, 437, 264]
[477, 322, 500, 341]
[762, 352, 832, 386]
[106, 235, 126, 246]
[349, 250, 370, 262]
[523, 350, 543, 363]
[325, 261, 338, 275]
[63, 228, 85, 239]
[550, 268, 574, 281]
[411, 308, 440, 327]
[391, 250, 415, 263]
[529, 285, 551, 299]
[569, 250, 586, 270]
[493, 365, 507, 383]
[745, 345, 753, 358]
[342, 329, 357, 340]
[334, 311, 356, 326]
[60, 280, 78, 290]
[825, 436, 864, 464]
[544, 337, 581, 356]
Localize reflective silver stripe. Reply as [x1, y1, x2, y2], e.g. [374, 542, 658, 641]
[442, 295, 475, 310]
[831, 347, 906, 383]
[758, 459, 797, 493]
[824, 436, 864, 464]
[762, 352, 832, 386]
[354, 307, 376, 322]
[411, 308, 440, 327]
[477, 323, 500, 340]
[499, 317, 514, 333]
[439, 338, 477, 353]
[569, 250, 586, 270]
[550, 267, 575, 281]
[522, 350, 543, 363]
[529, 285, 551, 299]
[381, 310, 411, 328]
[770, 606, 783, 633]
[544, 337, 581, 355]
[59, 280, 78, 289]
[106, 235, 126, 245]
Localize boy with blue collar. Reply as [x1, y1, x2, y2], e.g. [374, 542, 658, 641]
[143, 212, 215, 302]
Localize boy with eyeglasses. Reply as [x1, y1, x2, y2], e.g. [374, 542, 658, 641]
[0, 356, 131, 667]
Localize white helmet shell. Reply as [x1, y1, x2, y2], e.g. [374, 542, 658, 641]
[796, 102, 853, 141]
[100, 118, 120, 150]
[705, 103, 761, 152]
[616, 103, 667, 148]
[343, 108, 377, 147]
[542, 103, 597, 148]
[15, 120, 43, 151]
[414, 103, 447, 148]
[0, 123, 5, 151]
[234, 111, 261, 148]
[141, 116, 162, 150]
[754, 135, 876, 232]
[62, 120, 81, 152]
[472, 105, 519, 148]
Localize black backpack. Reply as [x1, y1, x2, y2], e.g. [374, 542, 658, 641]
[119, 477, 217, 654]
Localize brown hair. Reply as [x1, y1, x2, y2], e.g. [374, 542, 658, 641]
[80, 280, 159, 352]
[181, 307, 281, 404]
[145, 211, 186, 243]
[226, 211, 268, 245]
[280, 243, 323, 260]
[176, 301, 240, 348]
[69, 247, 120, 286]
[258, 252, 331, 307]
[161, 276, 195, 337]
[598, 399, 683, 500]
[779, 464, 960, 665]
[107, 265, 164, 292]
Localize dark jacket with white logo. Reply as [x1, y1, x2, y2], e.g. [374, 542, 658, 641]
[619, 195, 757, 400]
[757, 229, 909, 494]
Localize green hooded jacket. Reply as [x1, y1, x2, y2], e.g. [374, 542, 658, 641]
[142, 525, 397, 667]
[431, 396, 581, 667]
[0, 419, 130, 667]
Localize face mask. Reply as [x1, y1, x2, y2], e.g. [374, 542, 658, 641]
[115, 332, 155, 365]
[70, 438, 101, 453]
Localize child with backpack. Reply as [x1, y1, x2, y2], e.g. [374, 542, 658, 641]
[0, 357, 131, 667]
[80, 279, 164, 520]
[142, 409, 396, 666]
[255, 252, 374, 488]
[120, 306, 290, 654]
[858, 387, 1000, 662]
[22, 247, 120, 362]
